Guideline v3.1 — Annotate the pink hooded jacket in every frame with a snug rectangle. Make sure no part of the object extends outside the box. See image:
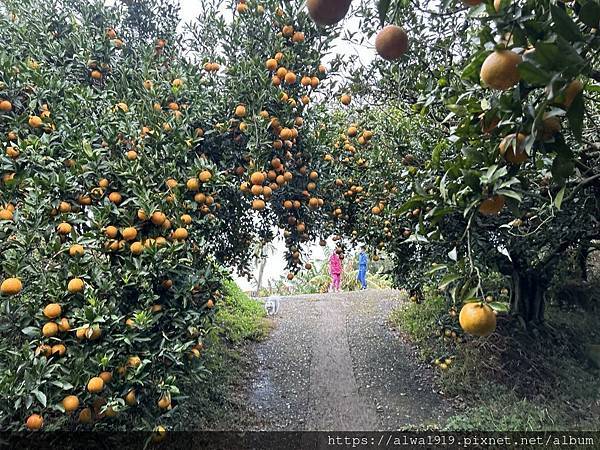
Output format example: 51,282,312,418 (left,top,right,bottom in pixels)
329,253,342,275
